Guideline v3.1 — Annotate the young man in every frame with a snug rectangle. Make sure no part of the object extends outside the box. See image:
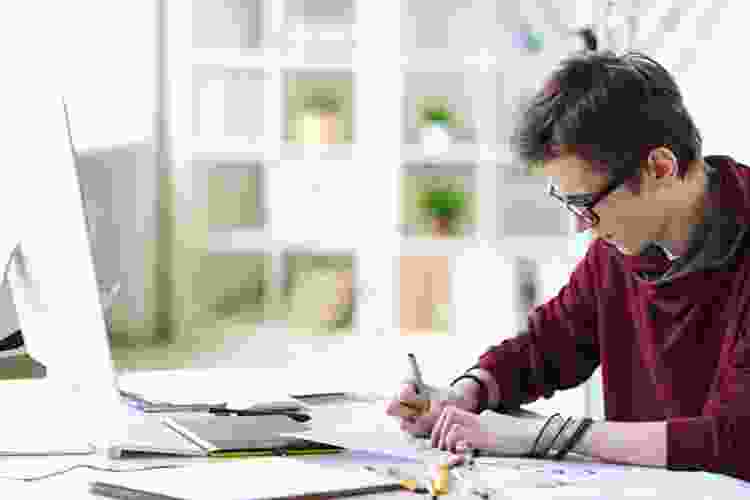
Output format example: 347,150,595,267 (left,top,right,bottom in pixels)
386,50,750,483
